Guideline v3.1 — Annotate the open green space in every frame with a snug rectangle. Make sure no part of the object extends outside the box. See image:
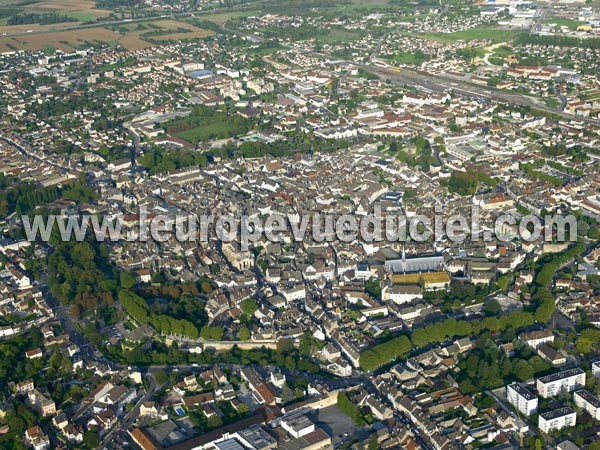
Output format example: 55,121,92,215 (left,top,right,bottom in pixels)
319,27,363,44
165,106,252,144
175,122,245,143
394,53,421,64
392,51,427,65
543,97,560,109
0,7,23,19
256,0,392,18
334,0,391,14
490,45,514,58
413,27,523,43
63,10,98,22
542,18,585,30
200,10,261,25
